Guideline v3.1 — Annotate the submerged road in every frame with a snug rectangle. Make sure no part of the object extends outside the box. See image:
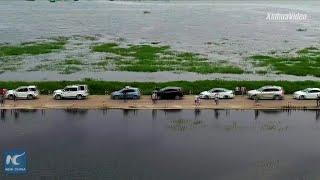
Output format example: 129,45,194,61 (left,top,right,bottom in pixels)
0,95,319,110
